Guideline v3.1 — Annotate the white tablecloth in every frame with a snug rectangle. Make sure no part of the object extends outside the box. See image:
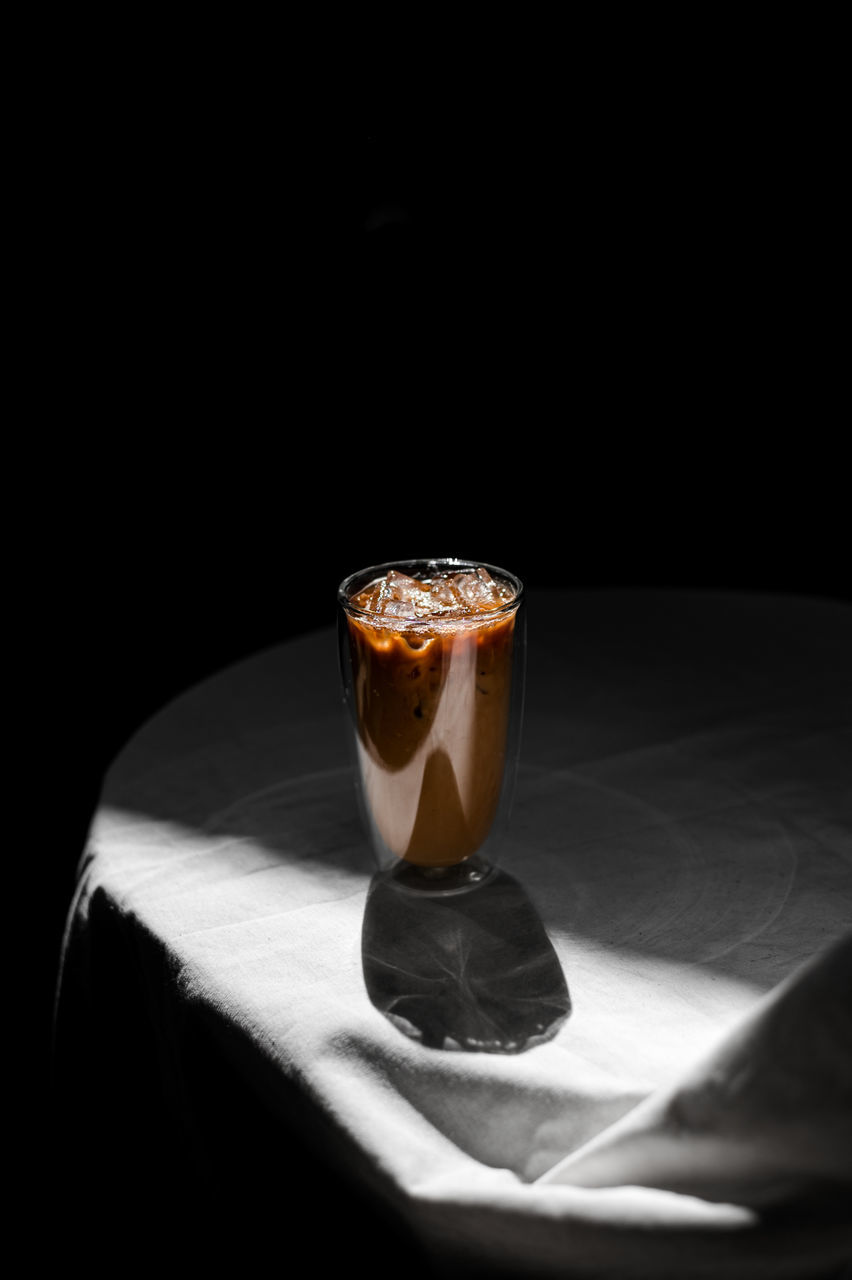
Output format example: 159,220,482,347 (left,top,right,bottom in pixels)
53,590,852,1277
